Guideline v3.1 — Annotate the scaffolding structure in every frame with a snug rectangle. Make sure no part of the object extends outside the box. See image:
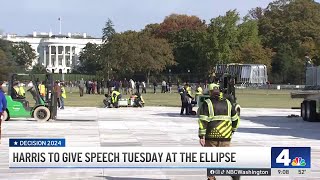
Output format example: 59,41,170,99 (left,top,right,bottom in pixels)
215,63,268,85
